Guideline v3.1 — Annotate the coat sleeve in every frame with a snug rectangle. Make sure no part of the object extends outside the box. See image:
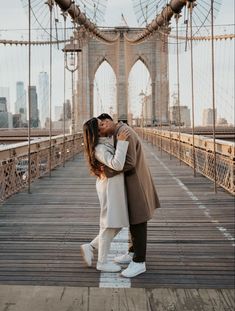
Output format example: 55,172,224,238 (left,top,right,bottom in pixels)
103,127,137,178
95,141,129,171
122,128,137,171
